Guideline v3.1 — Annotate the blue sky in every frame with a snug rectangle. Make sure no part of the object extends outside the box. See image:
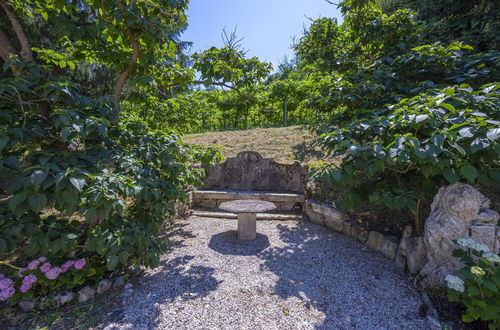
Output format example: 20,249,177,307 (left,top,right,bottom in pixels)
182,0,341,69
